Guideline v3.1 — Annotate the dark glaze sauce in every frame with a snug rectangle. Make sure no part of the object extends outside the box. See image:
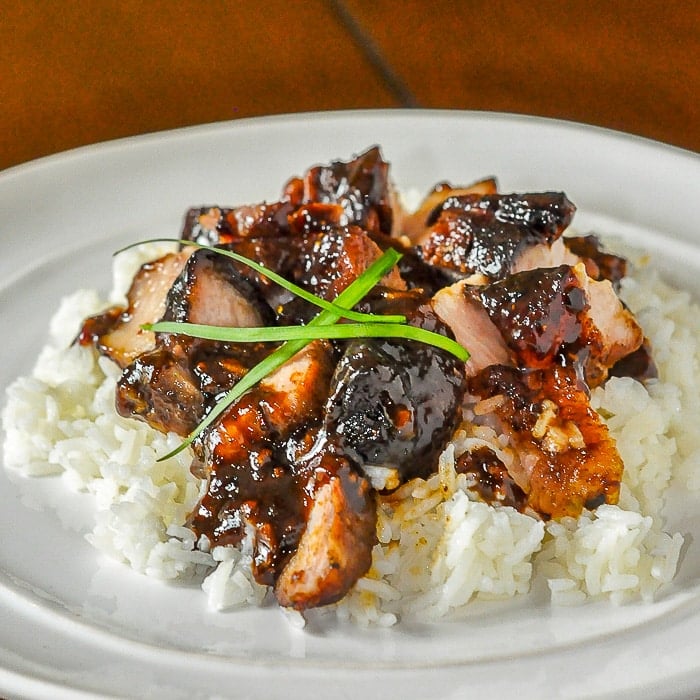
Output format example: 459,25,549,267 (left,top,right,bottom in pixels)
421,192,576,279
324,289,467,482
456,446,527,510
471,264,589,369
